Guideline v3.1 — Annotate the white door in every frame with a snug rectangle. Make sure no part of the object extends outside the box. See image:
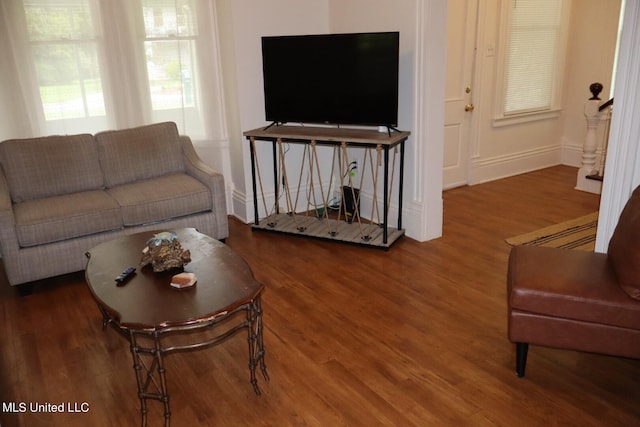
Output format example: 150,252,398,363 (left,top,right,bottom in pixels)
443,0,478,189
